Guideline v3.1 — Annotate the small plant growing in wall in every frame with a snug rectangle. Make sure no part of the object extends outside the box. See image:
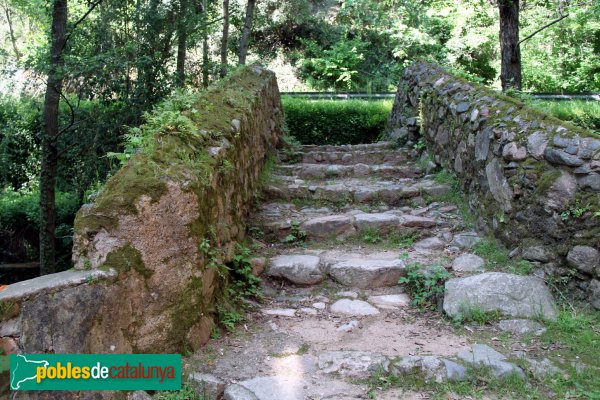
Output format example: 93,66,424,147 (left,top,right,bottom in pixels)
398,263,451,310
283,221,307,244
